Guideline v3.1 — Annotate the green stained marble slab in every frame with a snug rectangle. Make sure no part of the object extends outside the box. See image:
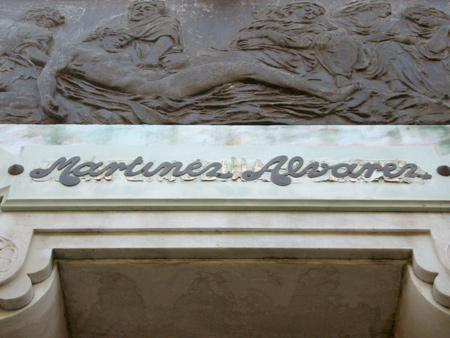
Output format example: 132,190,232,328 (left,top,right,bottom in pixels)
0,143,449,211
